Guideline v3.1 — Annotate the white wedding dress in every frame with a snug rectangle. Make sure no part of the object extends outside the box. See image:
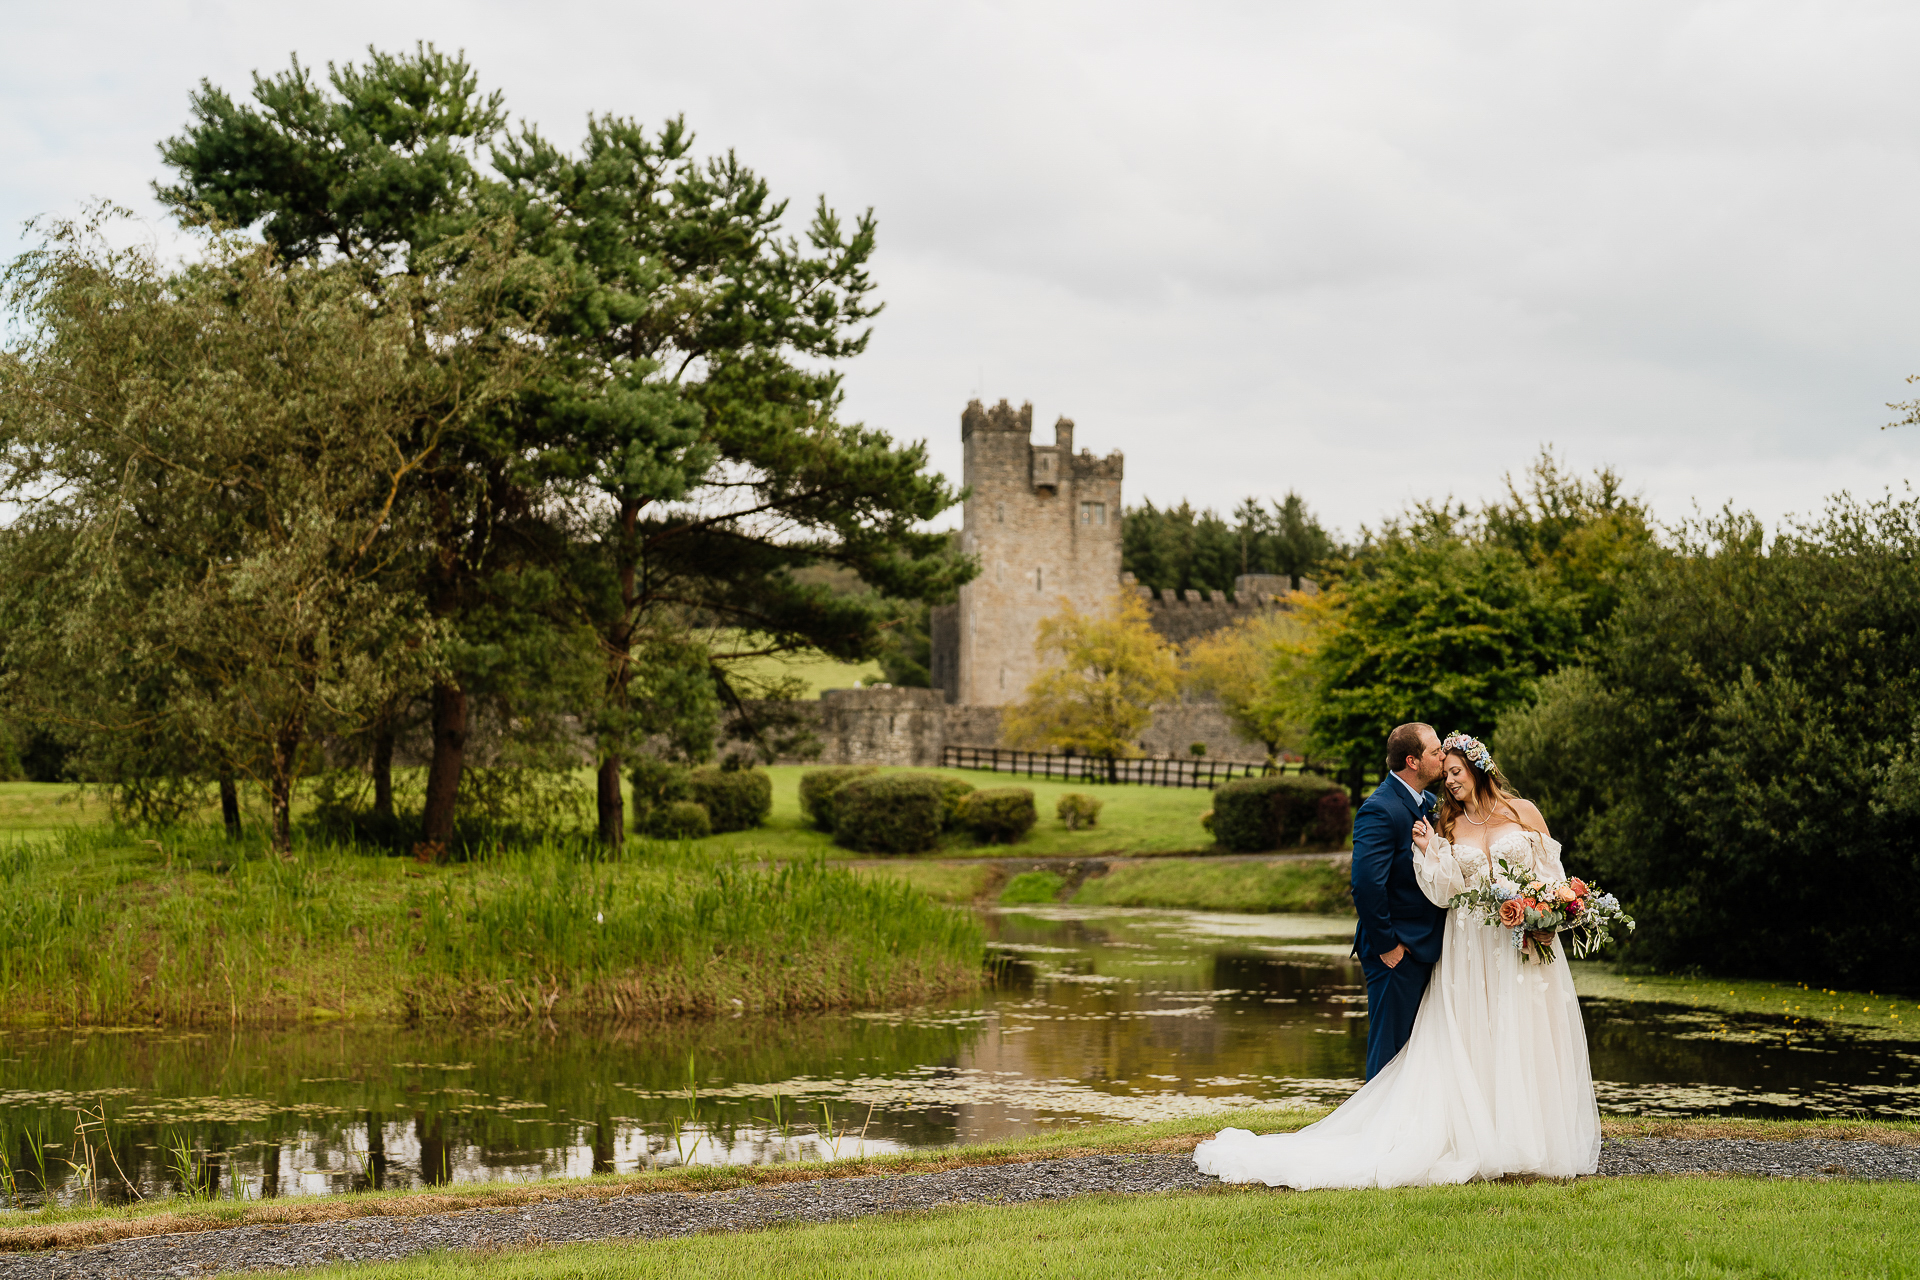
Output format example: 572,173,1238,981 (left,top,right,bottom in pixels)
1195,830,1601,1188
